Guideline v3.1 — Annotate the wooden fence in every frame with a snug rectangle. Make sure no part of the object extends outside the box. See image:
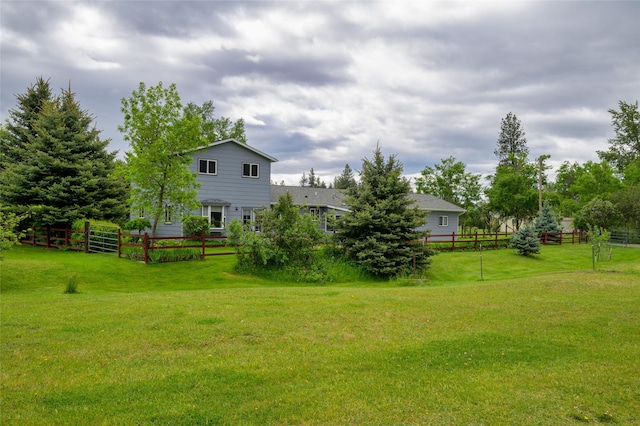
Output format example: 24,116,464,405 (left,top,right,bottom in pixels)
118,232,232,263
20,226,86,251
20,225,234,263
425,230,588,252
